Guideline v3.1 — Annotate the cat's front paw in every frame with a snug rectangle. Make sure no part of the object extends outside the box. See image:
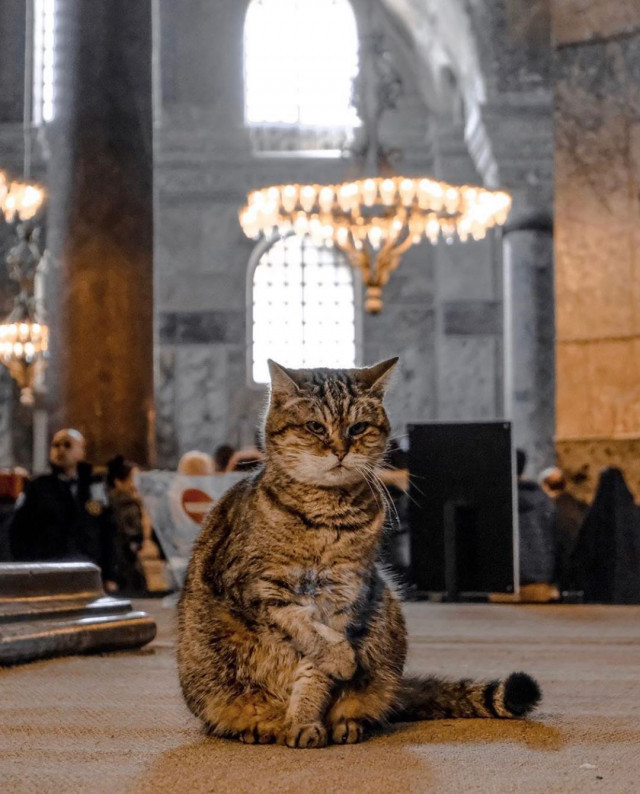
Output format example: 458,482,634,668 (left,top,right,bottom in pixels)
317,640,357,681
332,718,366,744
285,721,328,749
